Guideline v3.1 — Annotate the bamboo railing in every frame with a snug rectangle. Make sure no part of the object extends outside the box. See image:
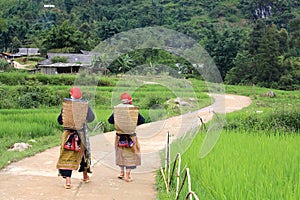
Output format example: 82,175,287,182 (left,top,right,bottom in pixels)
160,132,200,200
